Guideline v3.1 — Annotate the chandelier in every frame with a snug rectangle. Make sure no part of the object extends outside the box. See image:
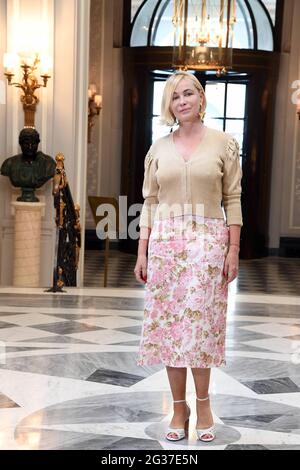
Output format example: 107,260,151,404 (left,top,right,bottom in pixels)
172,0,236,75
